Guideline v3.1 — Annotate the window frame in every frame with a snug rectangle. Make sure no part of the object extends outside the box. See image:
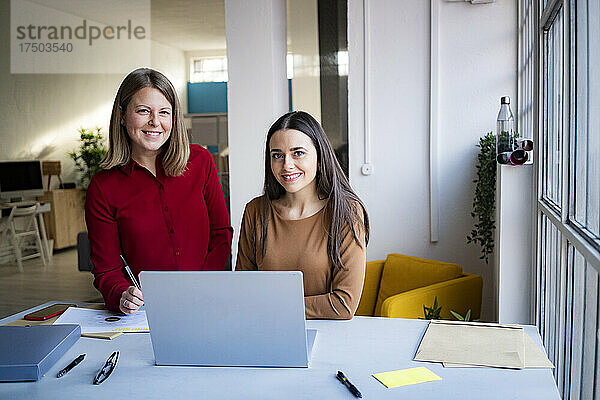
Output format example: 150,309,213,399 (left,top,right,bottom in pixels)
567,0,600,250
535,0,600,283
532,0,600,397
189,56,229,83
